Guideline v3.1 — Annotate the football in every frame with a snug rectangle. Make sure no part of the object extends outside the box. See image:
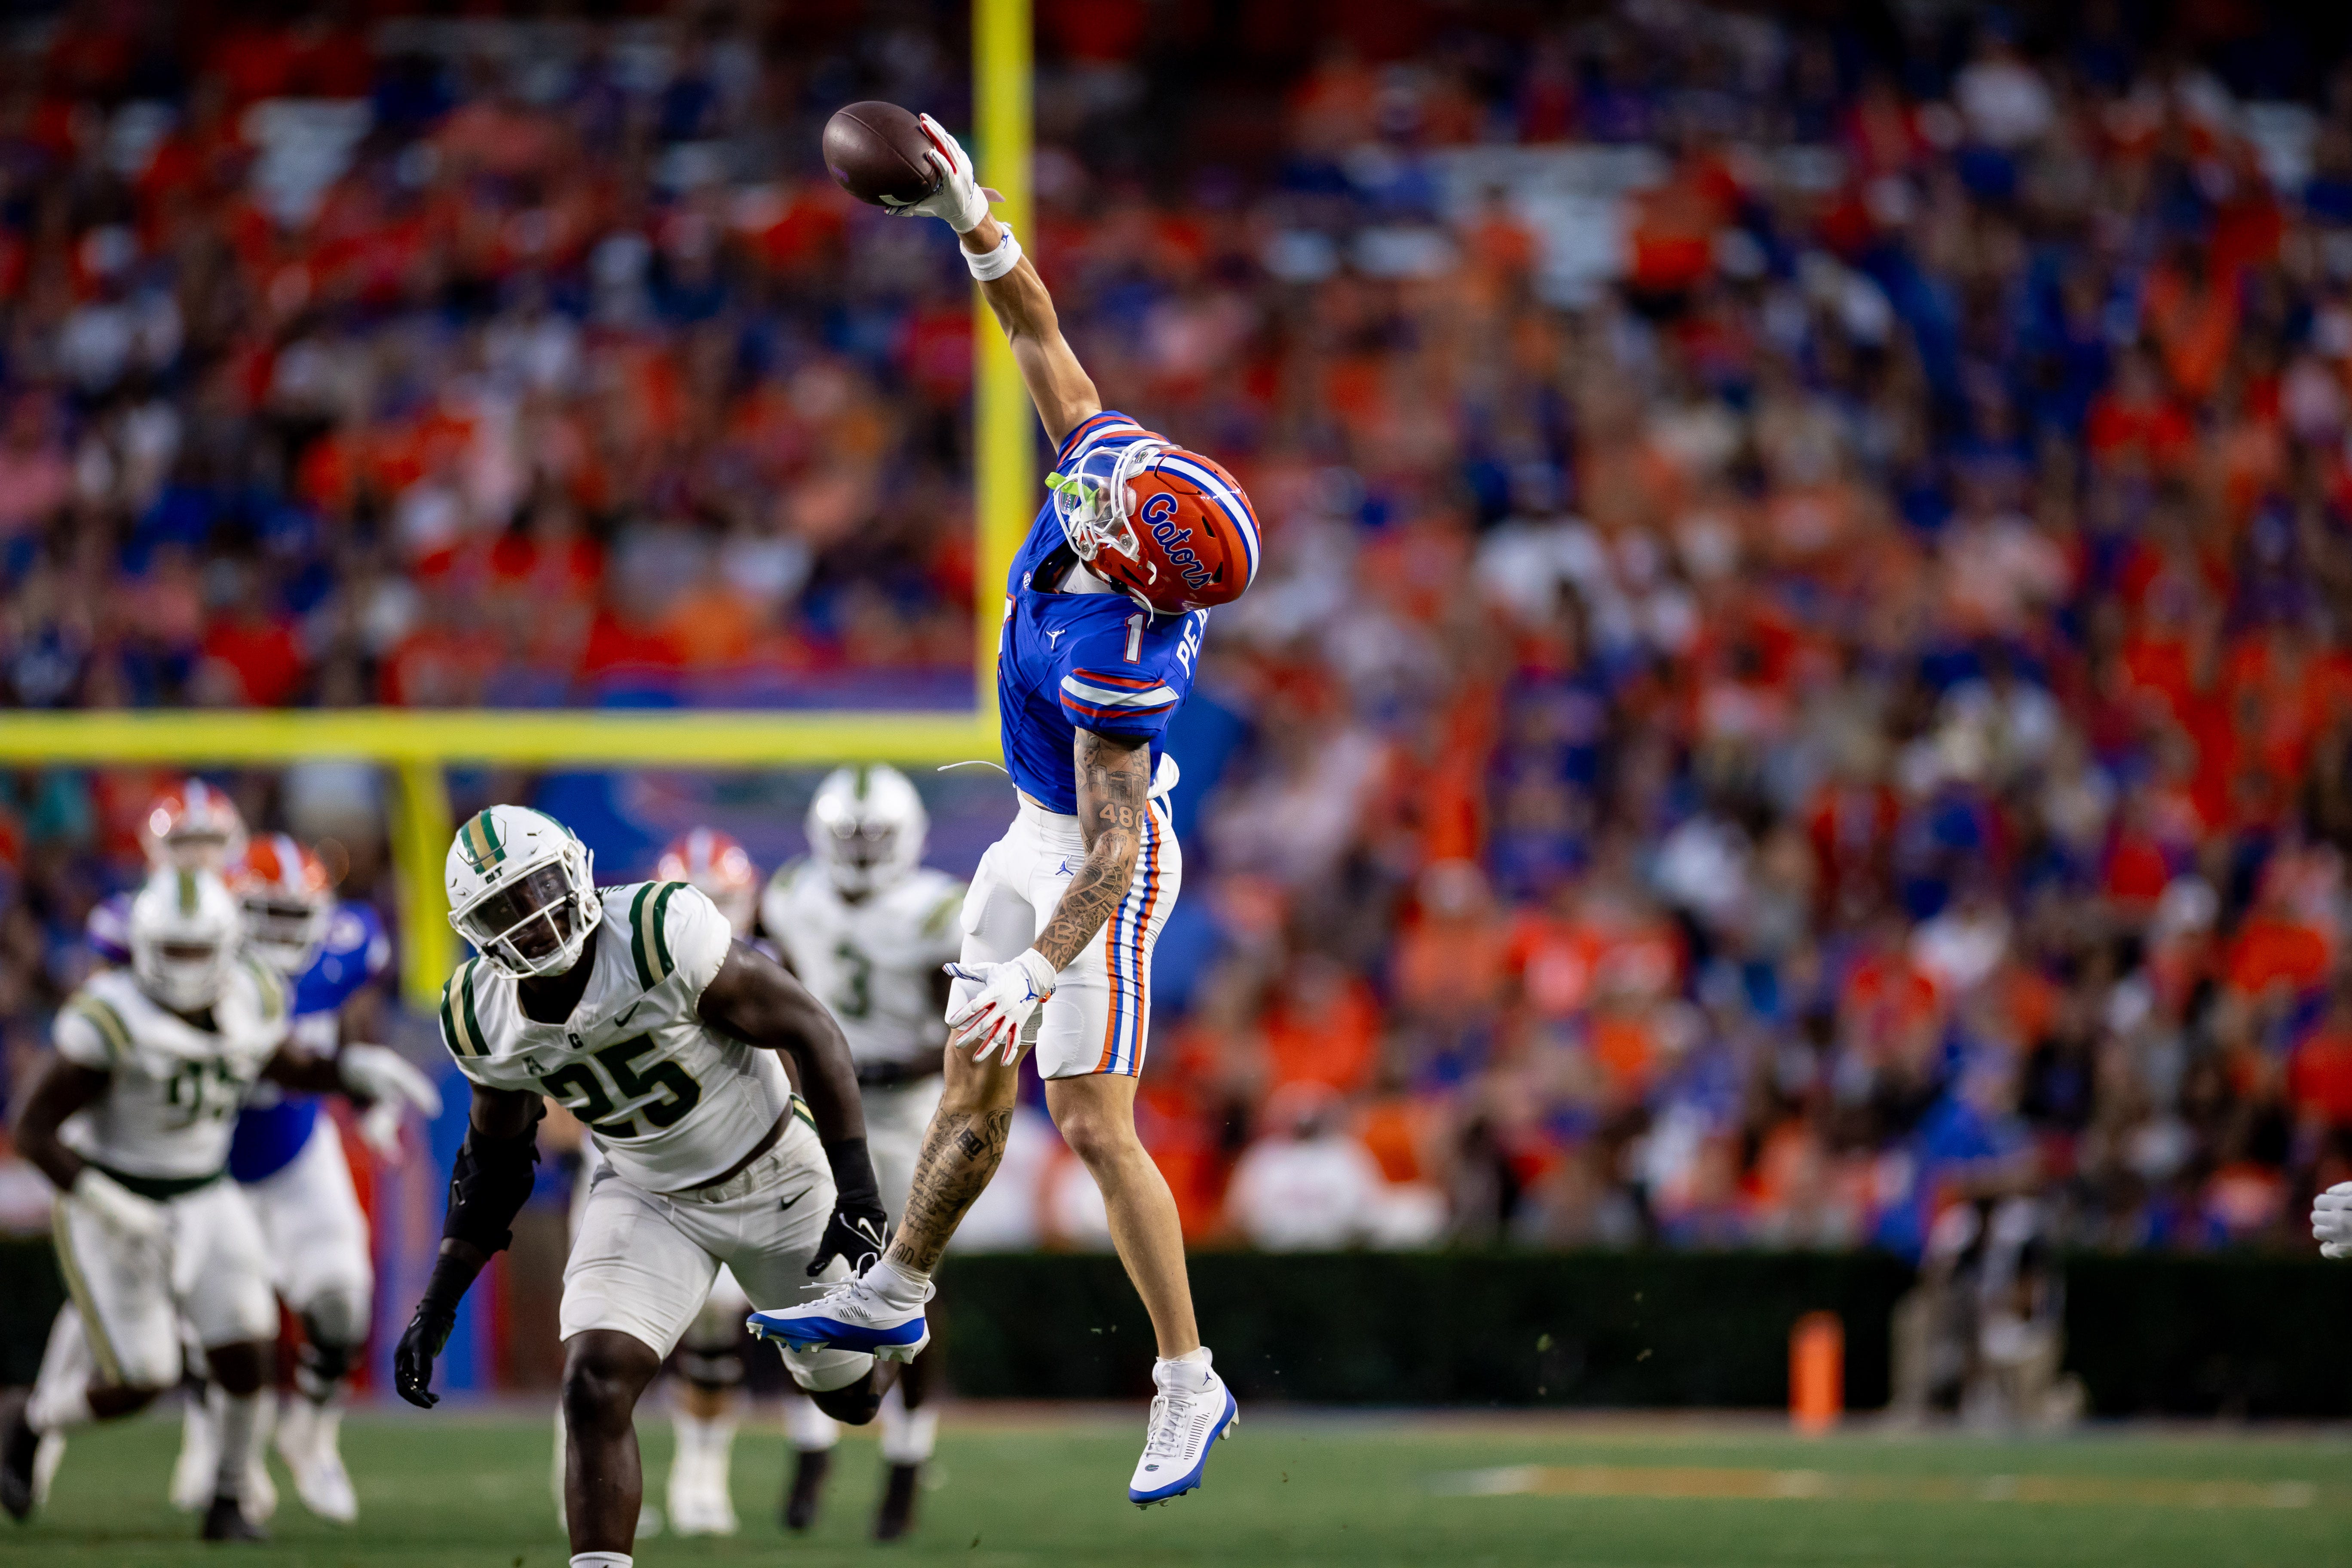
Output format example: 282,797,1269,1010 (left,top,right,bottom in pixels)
823,101,941,208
